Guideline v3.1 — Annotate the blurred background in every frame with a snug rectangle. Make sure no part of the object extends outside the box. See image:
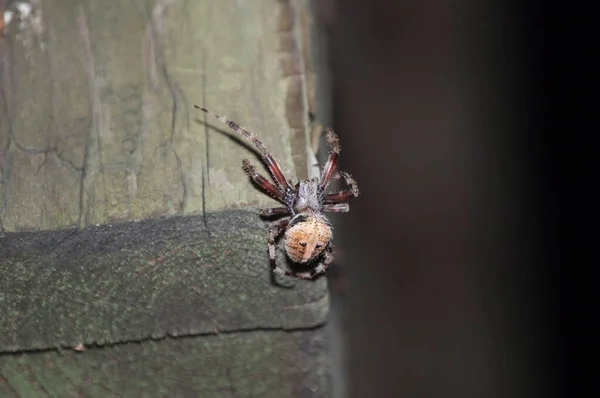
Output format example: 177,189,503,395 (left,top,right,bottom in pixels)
1,0,593,396
317,0,593,397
